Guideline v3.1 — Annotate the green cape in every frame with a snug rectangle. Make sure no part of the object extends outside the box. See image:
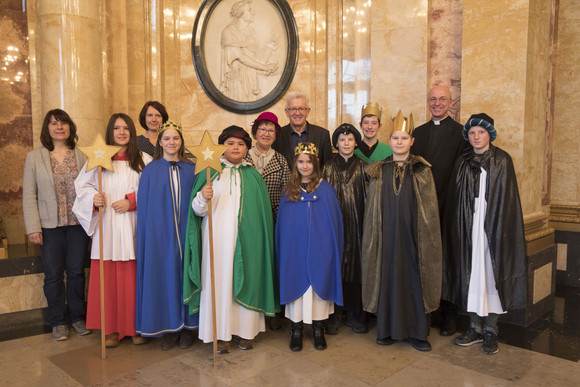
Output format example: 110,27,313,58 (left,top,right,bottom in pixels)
183,164,279,317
